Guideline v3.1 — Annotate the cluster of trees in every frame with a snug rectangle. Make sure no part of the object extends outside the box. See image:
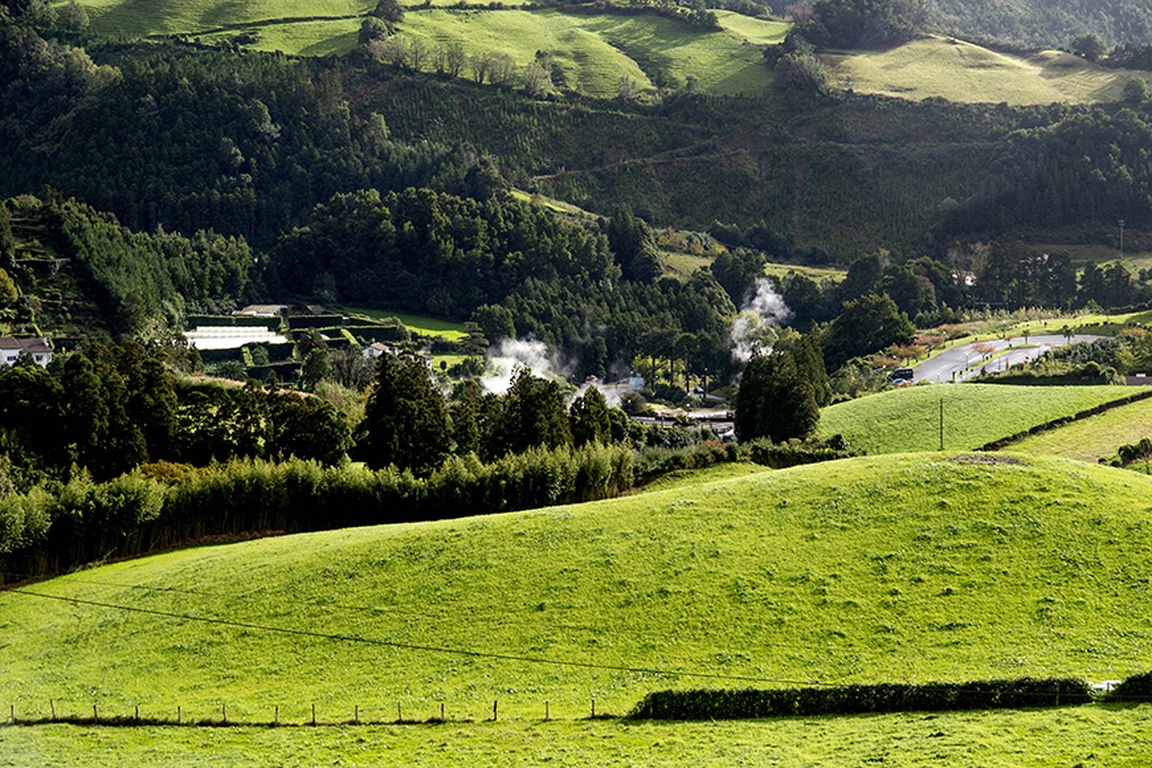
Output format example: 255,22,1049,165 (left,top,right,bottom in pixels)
273,189,737,382
0,343,350,489
734,333,829,442
356,353,625,475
